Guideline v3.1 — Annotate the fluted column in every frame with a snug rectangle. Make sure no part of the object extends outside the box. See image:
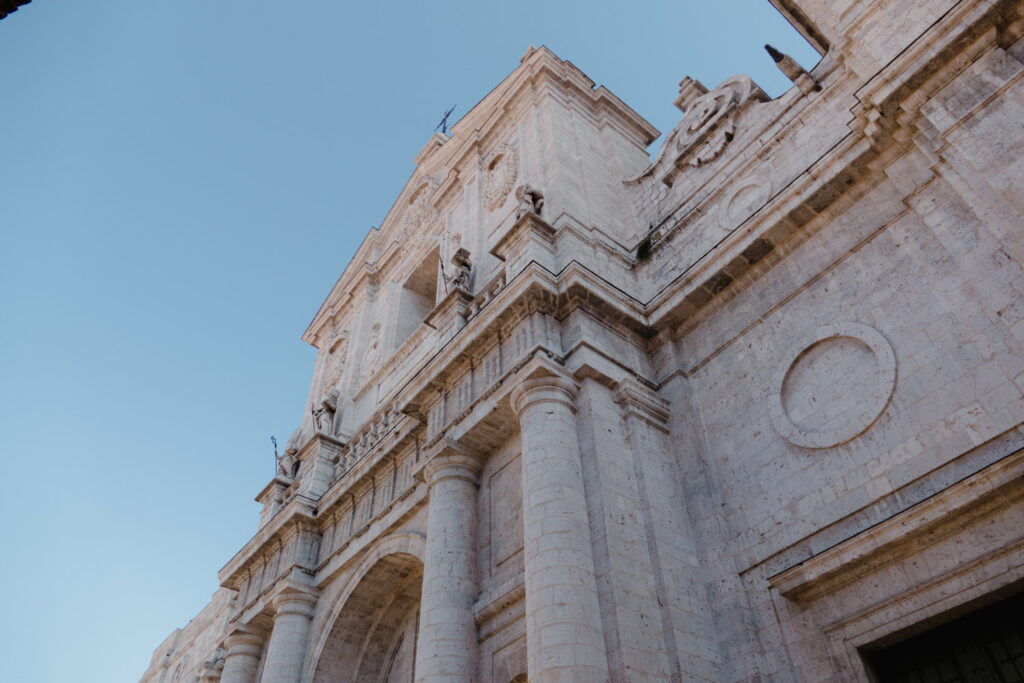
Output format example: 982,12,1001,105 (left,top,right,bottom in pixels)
260,590,317,683
219,627,264,683
414,442,483,683
510,375,610,683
